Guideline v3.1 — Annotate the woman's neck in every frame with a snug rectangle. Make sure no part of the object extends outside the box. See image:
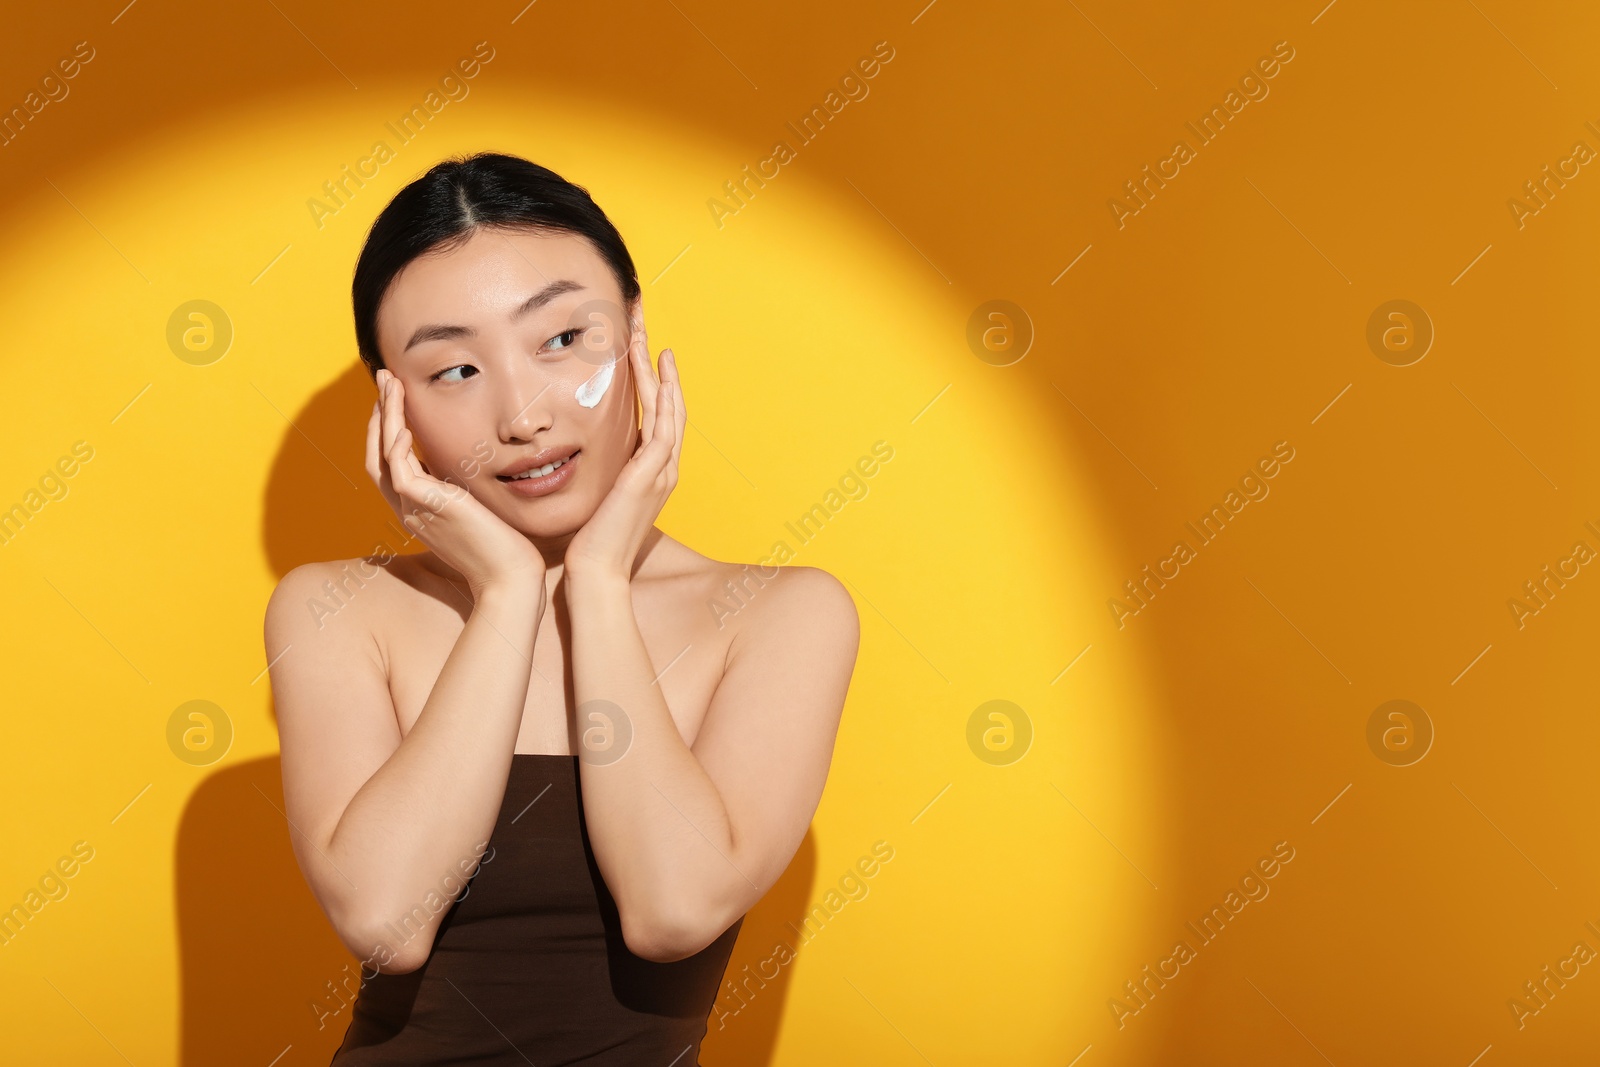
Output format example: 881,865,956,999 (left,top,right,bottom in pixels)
414,526,670,593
